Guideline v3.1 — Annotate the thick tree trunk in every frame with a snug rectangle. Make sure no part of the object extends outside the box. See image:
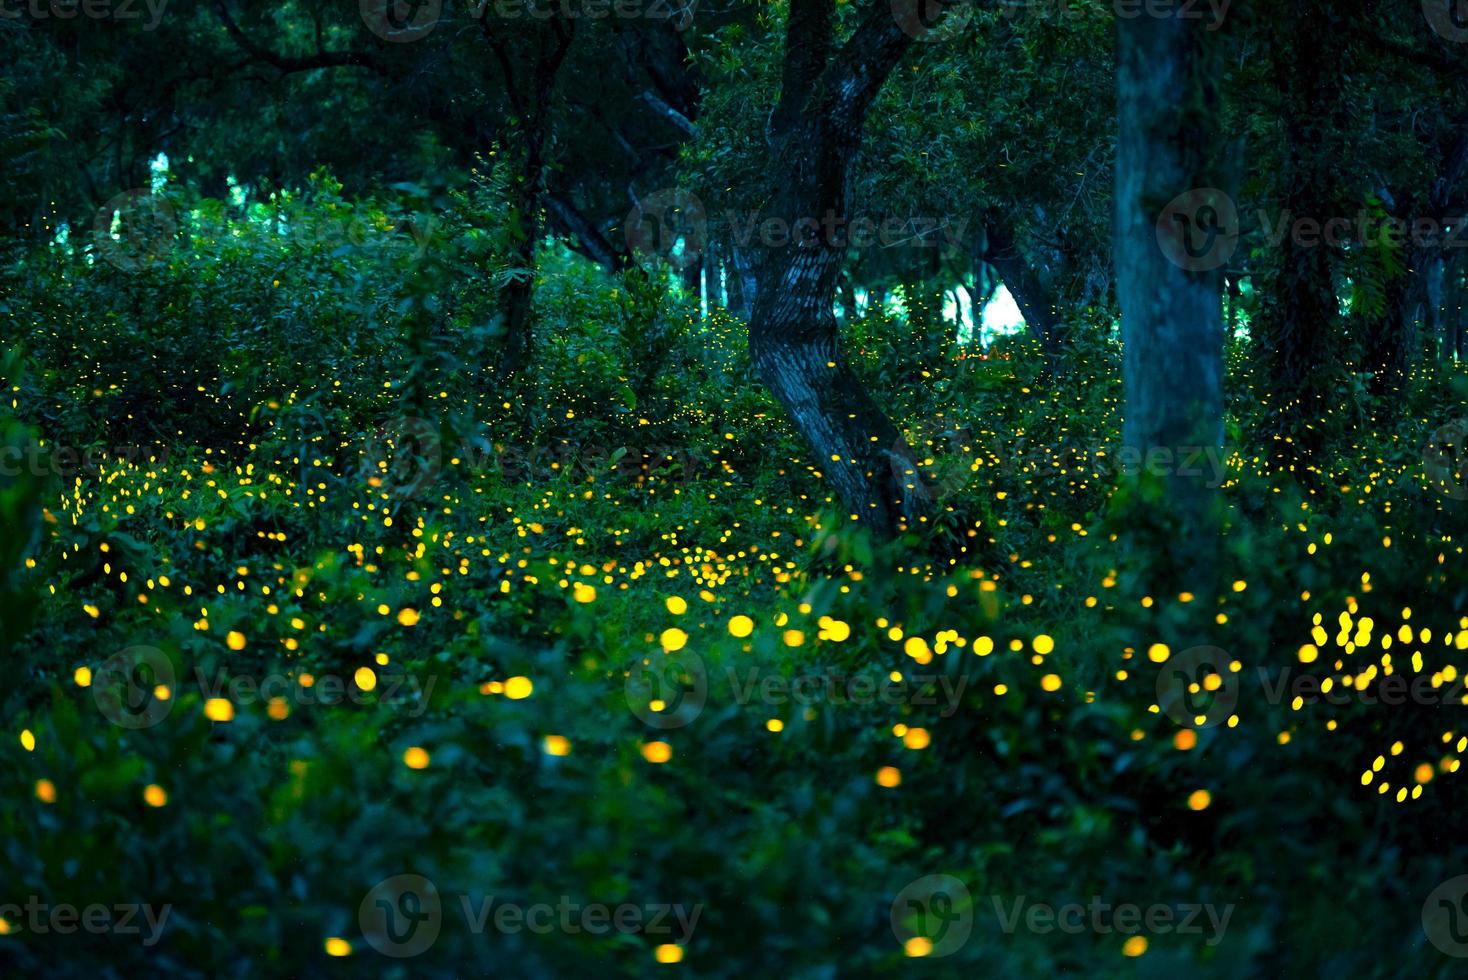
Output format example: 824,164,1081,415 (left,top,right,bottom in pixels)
1115,11,1225,537
751,249,929,534
1254,7,1345,466
749,0,938,539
